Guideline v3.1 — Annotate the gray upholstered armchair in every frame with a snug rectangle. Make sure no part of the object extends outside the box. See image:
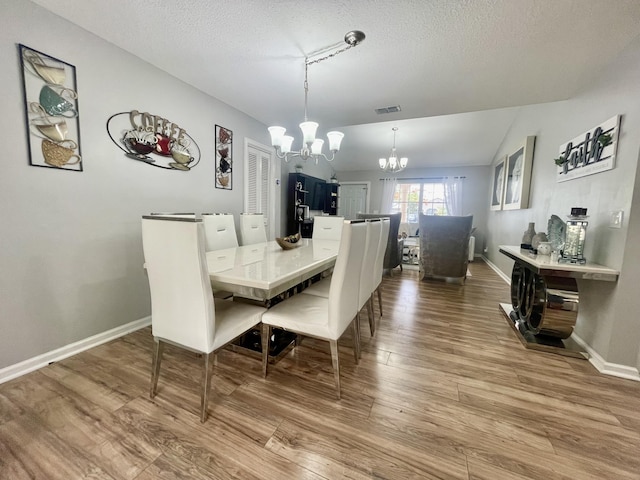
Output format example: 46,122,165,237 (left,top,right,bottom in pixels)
419,214,473,284
357,212,403,273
